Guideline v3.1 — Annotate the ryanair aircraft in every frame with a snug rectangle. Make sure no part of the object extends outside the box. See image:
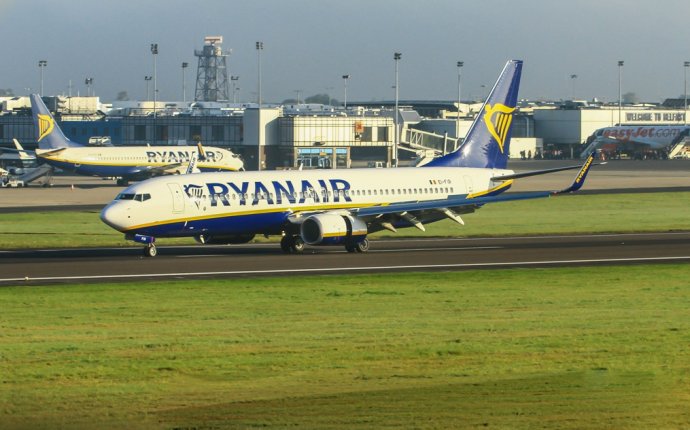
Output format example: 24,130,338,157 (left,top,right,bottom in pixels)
101,60,598,257
30,94,243,184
